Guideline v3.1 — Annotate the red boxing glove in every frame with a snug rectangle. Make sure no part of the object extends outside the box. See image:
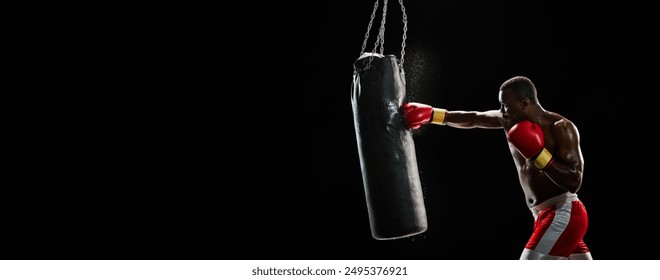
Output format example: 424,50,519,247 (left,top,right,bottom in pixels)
403,102,432,129
506,120,554,169
403,102,447,130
